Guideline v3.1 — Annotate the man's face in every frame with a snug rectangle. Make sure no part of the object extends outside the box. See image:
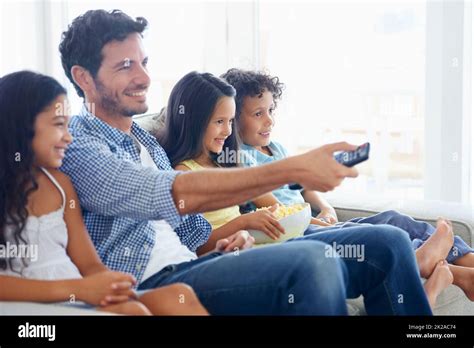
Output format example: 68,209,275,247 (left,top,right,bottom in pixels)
91,32,150,118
